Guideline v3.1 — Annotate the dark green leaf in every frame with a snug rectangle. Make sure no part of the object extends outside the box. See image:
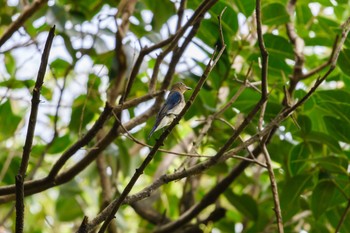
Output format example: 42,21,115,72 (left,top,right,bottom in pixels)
280,175,313,221
263,34,294,60
0,100,21,140
69,95,98,133
48,134,71,154
311,180,347,219
288,143,310,176
338,49,350,77
224,189,258,220
313,156,349,174
261,3,289,25
233,0,255,17
324,116,350,143
304,131,342,153
297,115,312,134
56,196,83,221
296,3,313,25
